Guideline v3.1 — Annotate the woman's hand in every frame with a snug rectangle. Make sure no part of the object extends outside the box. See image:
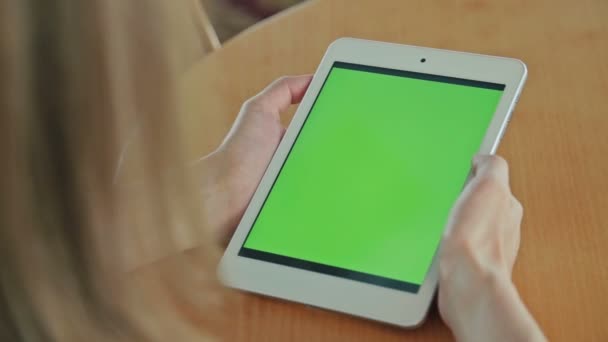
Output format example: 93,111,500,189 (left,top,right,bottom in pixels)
439,155,545,341
197,75,312,244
